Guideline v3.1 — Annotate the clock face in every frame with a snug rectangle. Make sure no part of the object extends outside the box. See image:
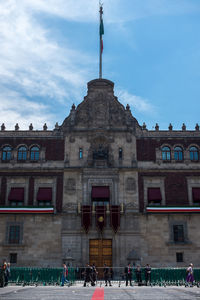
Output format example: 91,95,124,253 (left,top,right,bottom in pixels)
98,216,104,223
